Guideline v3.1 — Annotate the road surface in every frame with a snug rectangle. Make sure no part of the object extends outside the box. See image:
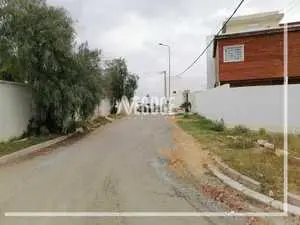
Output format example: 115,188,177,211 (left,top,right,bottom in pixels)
0,116,250,225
